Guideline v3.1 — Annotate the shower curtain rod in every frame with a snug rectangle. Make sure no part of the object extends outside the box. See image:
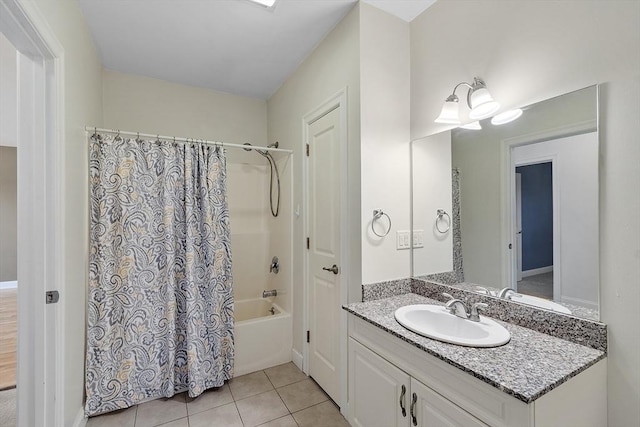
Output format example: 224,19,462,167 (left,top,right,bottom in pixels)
85,126,292,154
